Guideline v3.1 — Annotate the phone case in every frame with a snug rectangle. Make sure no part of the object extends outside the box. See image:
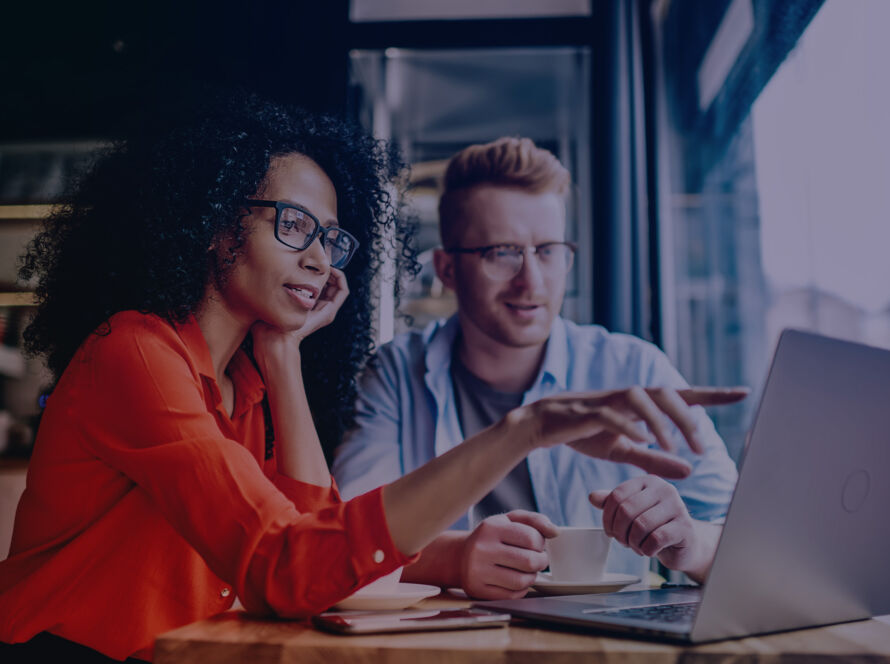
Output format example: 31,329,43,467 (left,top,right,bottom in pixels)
313,608,511,635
